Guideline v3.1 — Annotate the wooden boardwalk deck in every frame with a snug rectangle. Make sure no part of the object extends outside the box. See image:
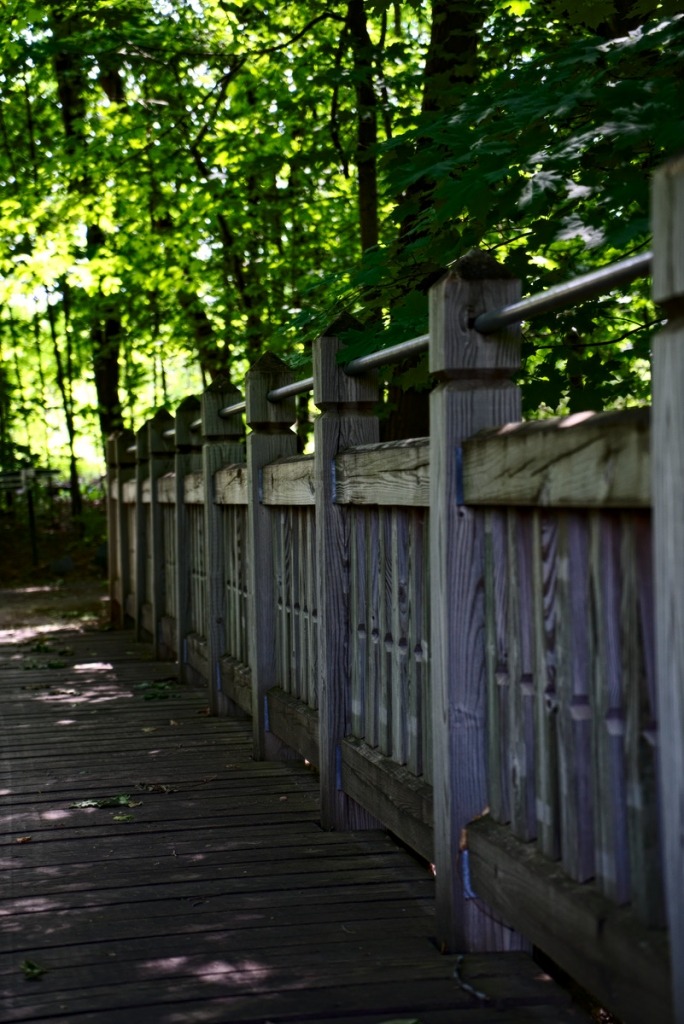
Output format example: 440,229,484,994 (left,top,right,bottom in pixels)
1,623,589,1023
